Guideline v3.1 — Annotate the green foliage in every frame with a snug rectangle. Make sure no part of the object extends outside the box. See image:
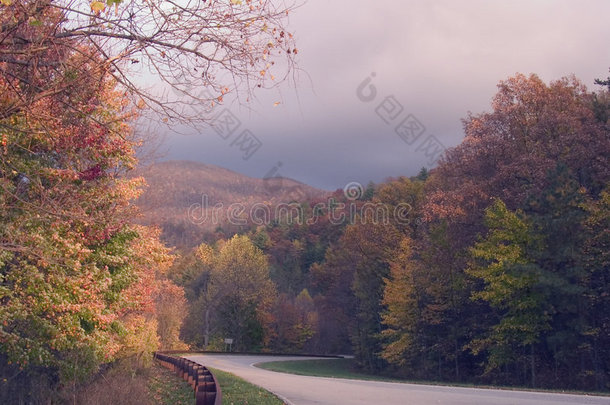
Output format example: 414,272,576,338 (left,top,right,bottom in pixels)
374,74,609,390
467,200,549,376
179,235,276,351
0,2,180,401
594,68,610,89
415,167,429,181
363,181,376,200
380,237,419,366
